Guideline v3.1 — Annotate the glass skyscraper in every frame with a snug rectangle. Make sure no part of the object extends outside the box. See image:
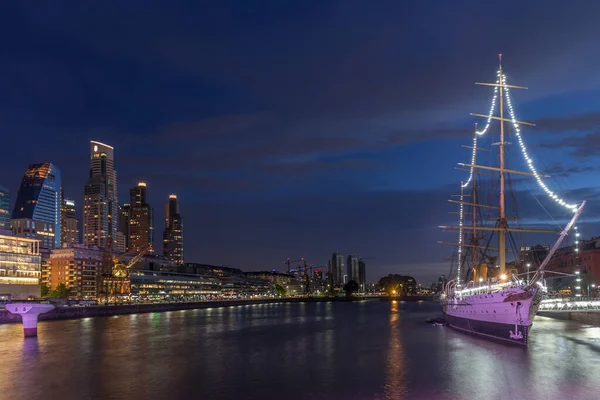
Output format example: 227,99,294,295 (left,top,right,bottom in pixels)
0,186,9,231
128,182,154,253
11,162,61,249
83,141,118,250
